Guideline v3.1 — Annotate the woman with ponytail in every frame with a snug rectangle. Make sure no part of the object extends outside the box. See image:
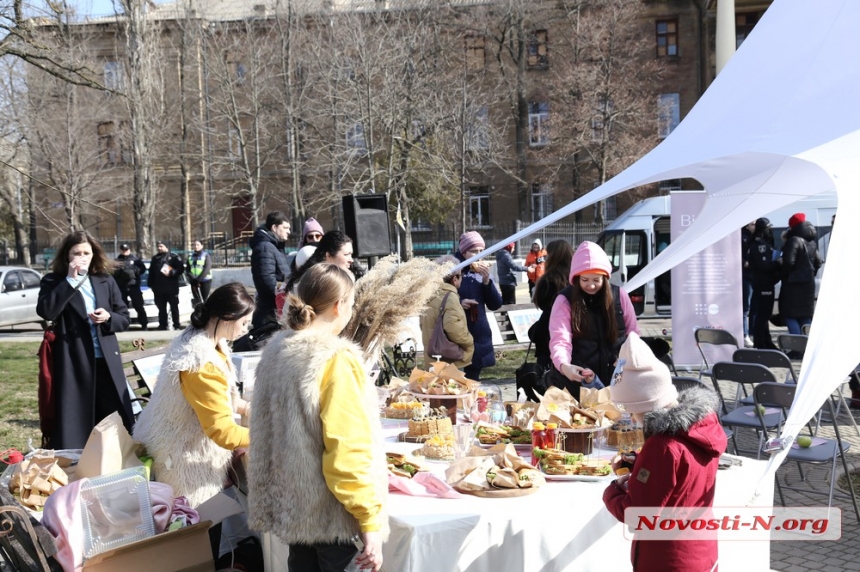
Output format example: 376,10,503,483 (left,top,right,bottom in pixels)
250,263,388,572
134,282,254,507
